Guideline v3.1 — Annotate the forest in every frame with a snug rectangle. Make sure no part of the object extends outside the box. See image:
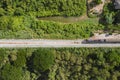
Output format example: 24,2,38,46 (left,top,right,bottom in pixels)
0,0,86,17
0,48,120,80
